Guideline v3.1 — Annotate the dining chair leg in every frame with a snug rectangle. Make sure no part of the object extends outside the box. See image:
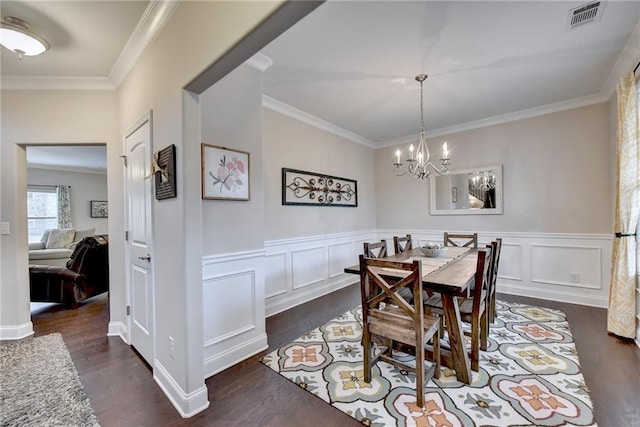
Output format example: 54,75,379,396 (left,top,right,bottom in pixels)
489,293,497,323
480,310,489,351
415,327,425,408
363,326,372,383
471,319,480,372
433,323,441,380
441,295,472,383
